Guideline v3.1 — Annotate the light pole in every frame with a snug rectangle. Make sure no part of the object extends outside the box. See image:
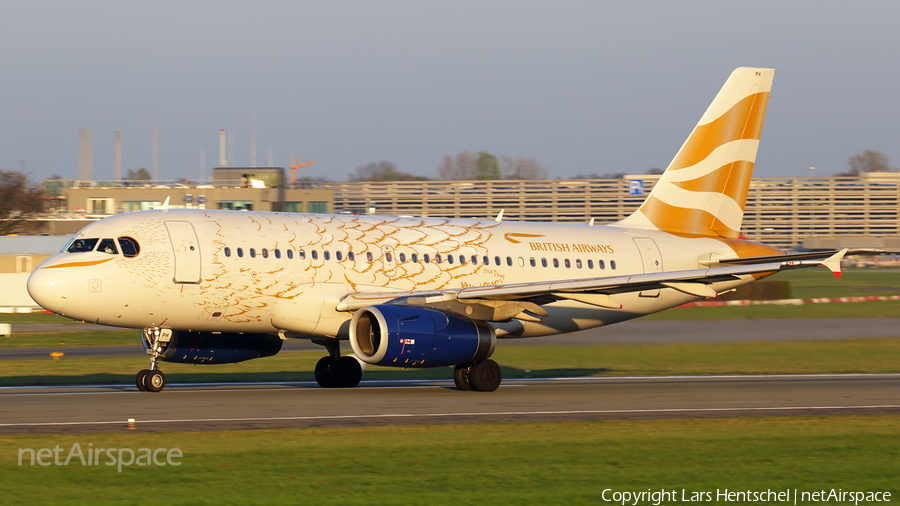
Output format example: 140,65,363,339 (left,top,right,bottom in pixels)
808,166,816,237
